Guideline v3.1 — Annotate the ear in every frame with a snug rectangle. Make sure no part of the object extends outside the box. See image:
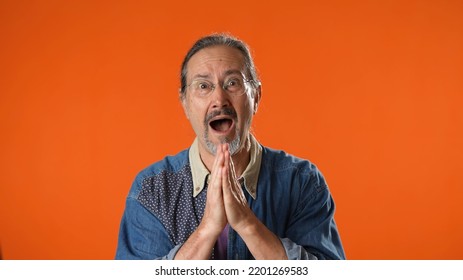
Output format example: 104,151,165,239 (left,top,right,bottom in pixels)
179,90,190,120
252,84,262,114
